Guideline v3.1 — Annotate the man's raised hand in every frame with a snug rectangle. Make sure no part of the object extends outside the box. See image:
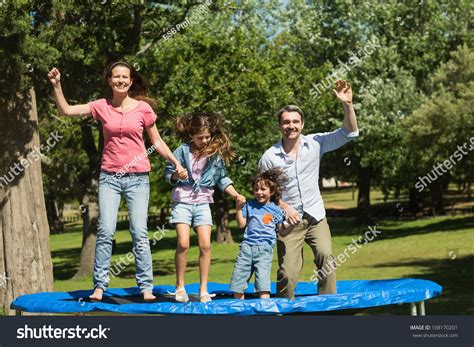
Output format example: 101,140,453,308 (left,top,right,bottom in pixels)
333,79,353,105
